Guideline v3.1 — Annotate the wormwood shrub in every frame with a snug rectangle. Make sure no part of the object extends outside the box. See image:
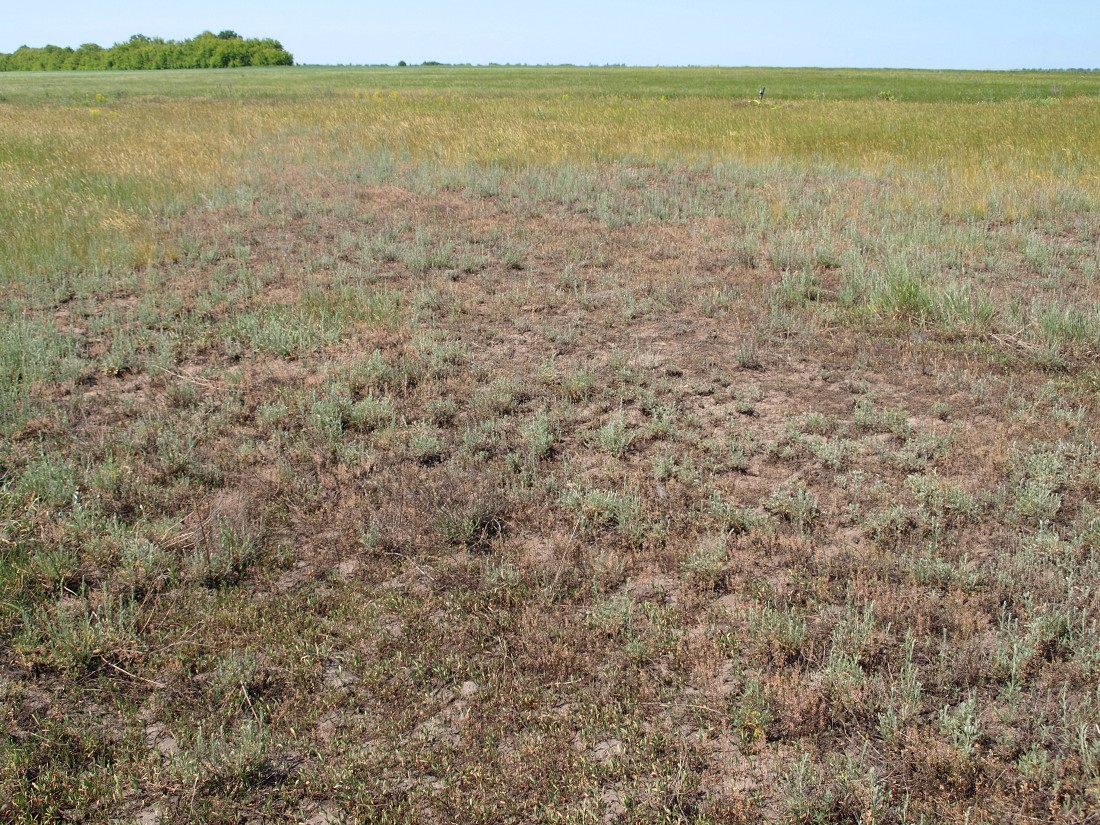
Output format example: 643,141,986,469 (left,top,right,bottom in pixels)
15,587,140,672
906,472,978,527
225,305,342,356
425,397,459,426
13,455,79,508
344,349,391,392
1011,443,1068,526
643,401,677,439
26,545,80,589
736,338,762,371
793,412,836,436
878,634,923,742
587,590,633,633
777,423,852,471
764,482,819,532
938,281,996,331
561,486,661,543
853,396,911,436
745,603,807,661
865,504,915,548
419,336,467,379
405,422,444,464
438,500,504,551
347,394,396,433
560,365,597,401
117,536,177,595
774,269,823,308
733,384,763,414
400,230,455,274
473,376,523,417
892,431,950,471
699,284,739,317
254,400,289,428
461,419,506,460
100,330,139,377
708,492,770,534
829,600,878,664
345,348,423,394
186,517,260,588
1030,299,1100,354
863,266,936,323
593,409,635,458
786,750,894,824
682,534,728,588
224,287,401,357
168,718,273,799
729,673,774,751
521,410,556,460
0,315,80,427
306,396,348,445
939,691,982,760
